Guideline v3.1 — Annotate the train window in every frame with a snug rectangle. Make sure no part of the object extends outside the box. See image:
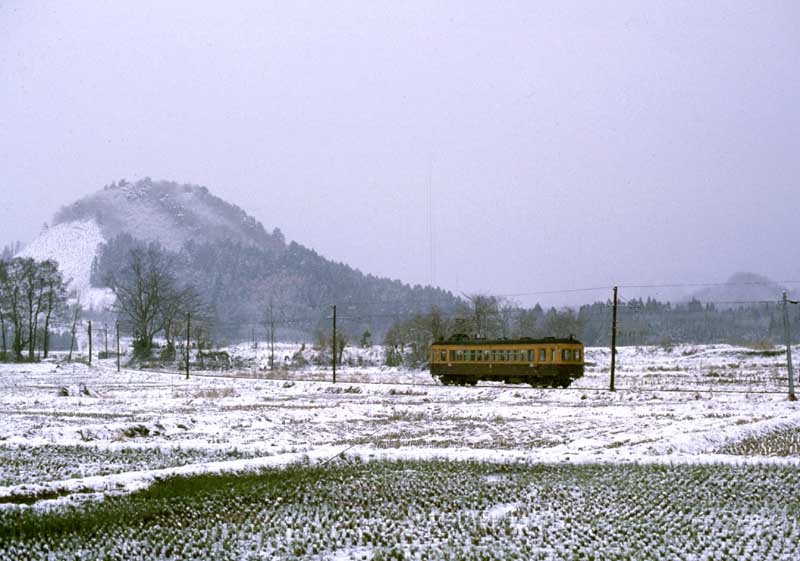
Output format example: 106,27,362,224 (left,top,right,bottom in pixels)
456,350,463,361
539,349,546,361
491,350,496,361
562,349,570,361
551,349,555,361
440,351,447,361
450,350,456,361
512,350,518,361
528,350,534,361
482,350,489,361
575,349,581,361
